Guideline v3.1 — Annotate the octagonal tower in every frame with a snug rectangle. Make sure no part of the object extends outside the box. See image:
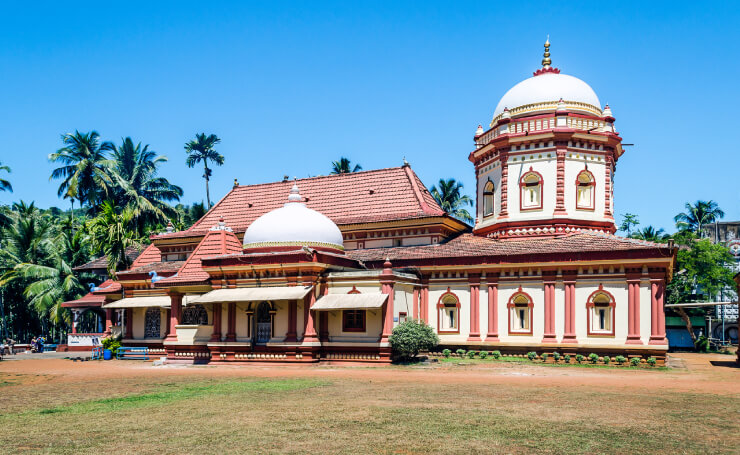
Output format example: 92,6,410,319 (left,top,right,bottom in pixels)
470,40,622,239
